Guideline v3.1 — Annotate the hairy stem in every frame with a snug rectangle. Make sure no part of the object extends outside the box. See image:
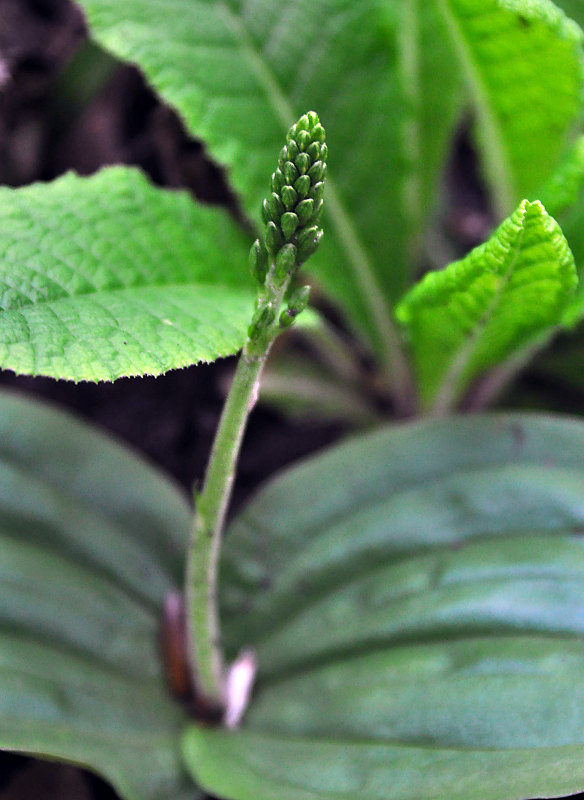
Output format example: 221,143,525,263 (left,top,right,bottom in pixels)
185,270,298,710
185,343,266,710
